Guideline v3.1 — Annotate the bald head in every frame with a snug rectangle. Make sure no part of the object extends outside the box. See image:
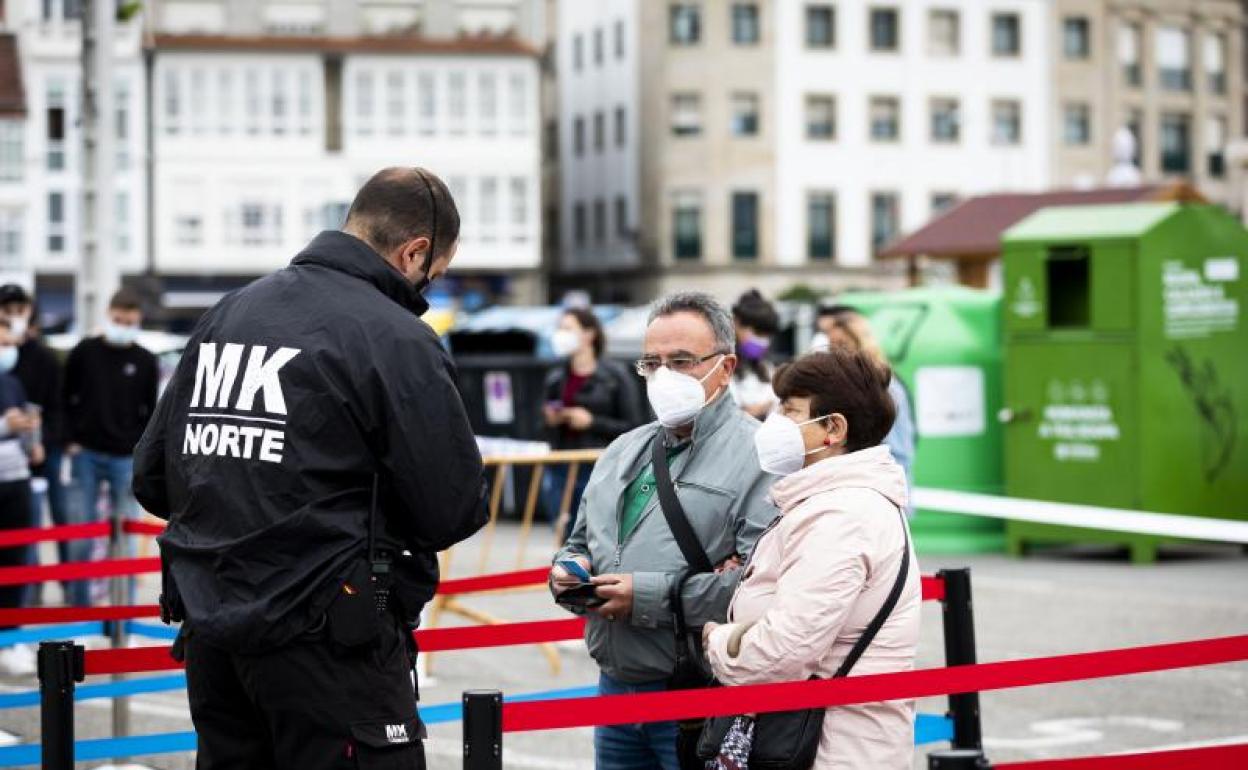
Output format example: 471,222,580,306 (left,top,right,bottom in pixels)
343,167,462,288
